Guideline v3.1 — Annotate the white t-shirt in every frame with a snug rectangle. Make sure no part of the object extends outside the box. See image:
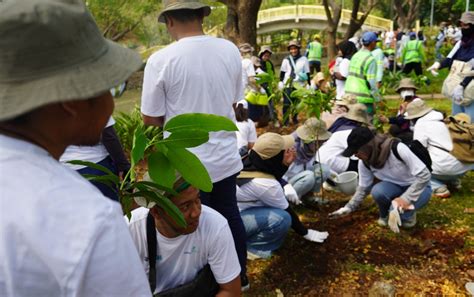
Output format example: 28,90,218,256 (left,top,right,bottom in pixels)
241,58,256,92
0,135,151,297
141,35,243,183
280,55,310,85
316,129,354,174
358,142,426,187
126,206,240,294
236,178,289,211
236,119,257,149
60,117,115,170
335,58,350,99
